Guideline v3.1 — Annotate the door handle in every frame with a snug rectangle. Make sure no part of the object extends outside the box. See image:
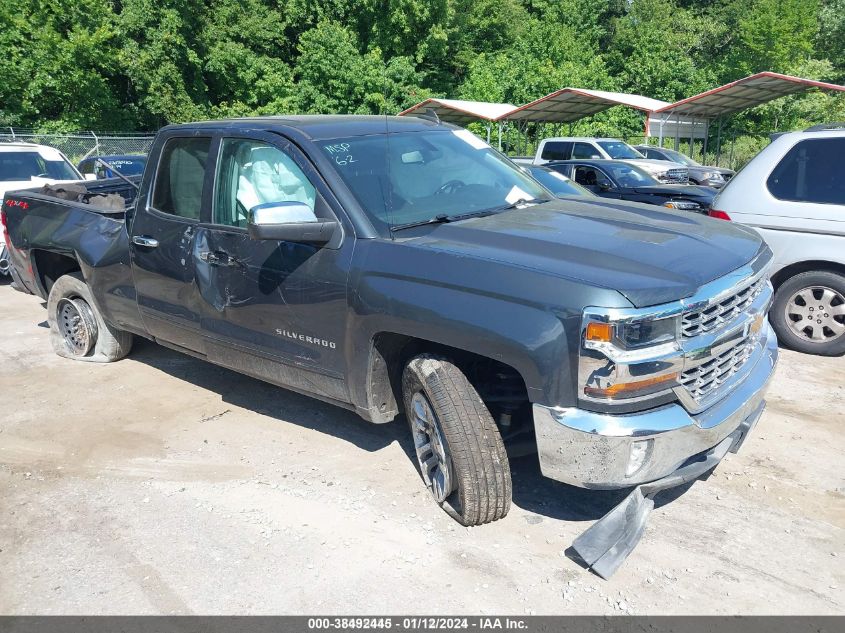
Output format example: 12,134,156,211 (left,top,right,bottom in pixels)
132,235,159,248
198,250,240,267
